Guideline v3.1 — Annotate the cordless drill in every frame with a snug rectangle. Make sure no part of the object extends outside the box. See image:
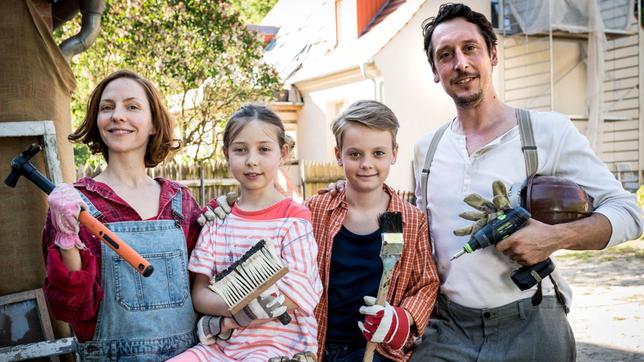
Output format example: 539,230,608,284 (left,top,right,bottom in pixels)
451,206,556,290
